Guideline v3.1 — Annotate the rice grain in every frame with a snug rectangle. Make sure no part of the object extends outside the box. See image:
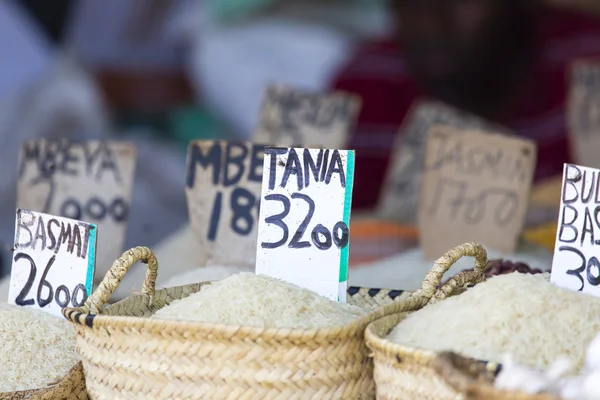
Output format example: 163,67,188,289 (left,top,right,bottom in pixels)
0,303,79,392
388,273,600,371
152,273,367,329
